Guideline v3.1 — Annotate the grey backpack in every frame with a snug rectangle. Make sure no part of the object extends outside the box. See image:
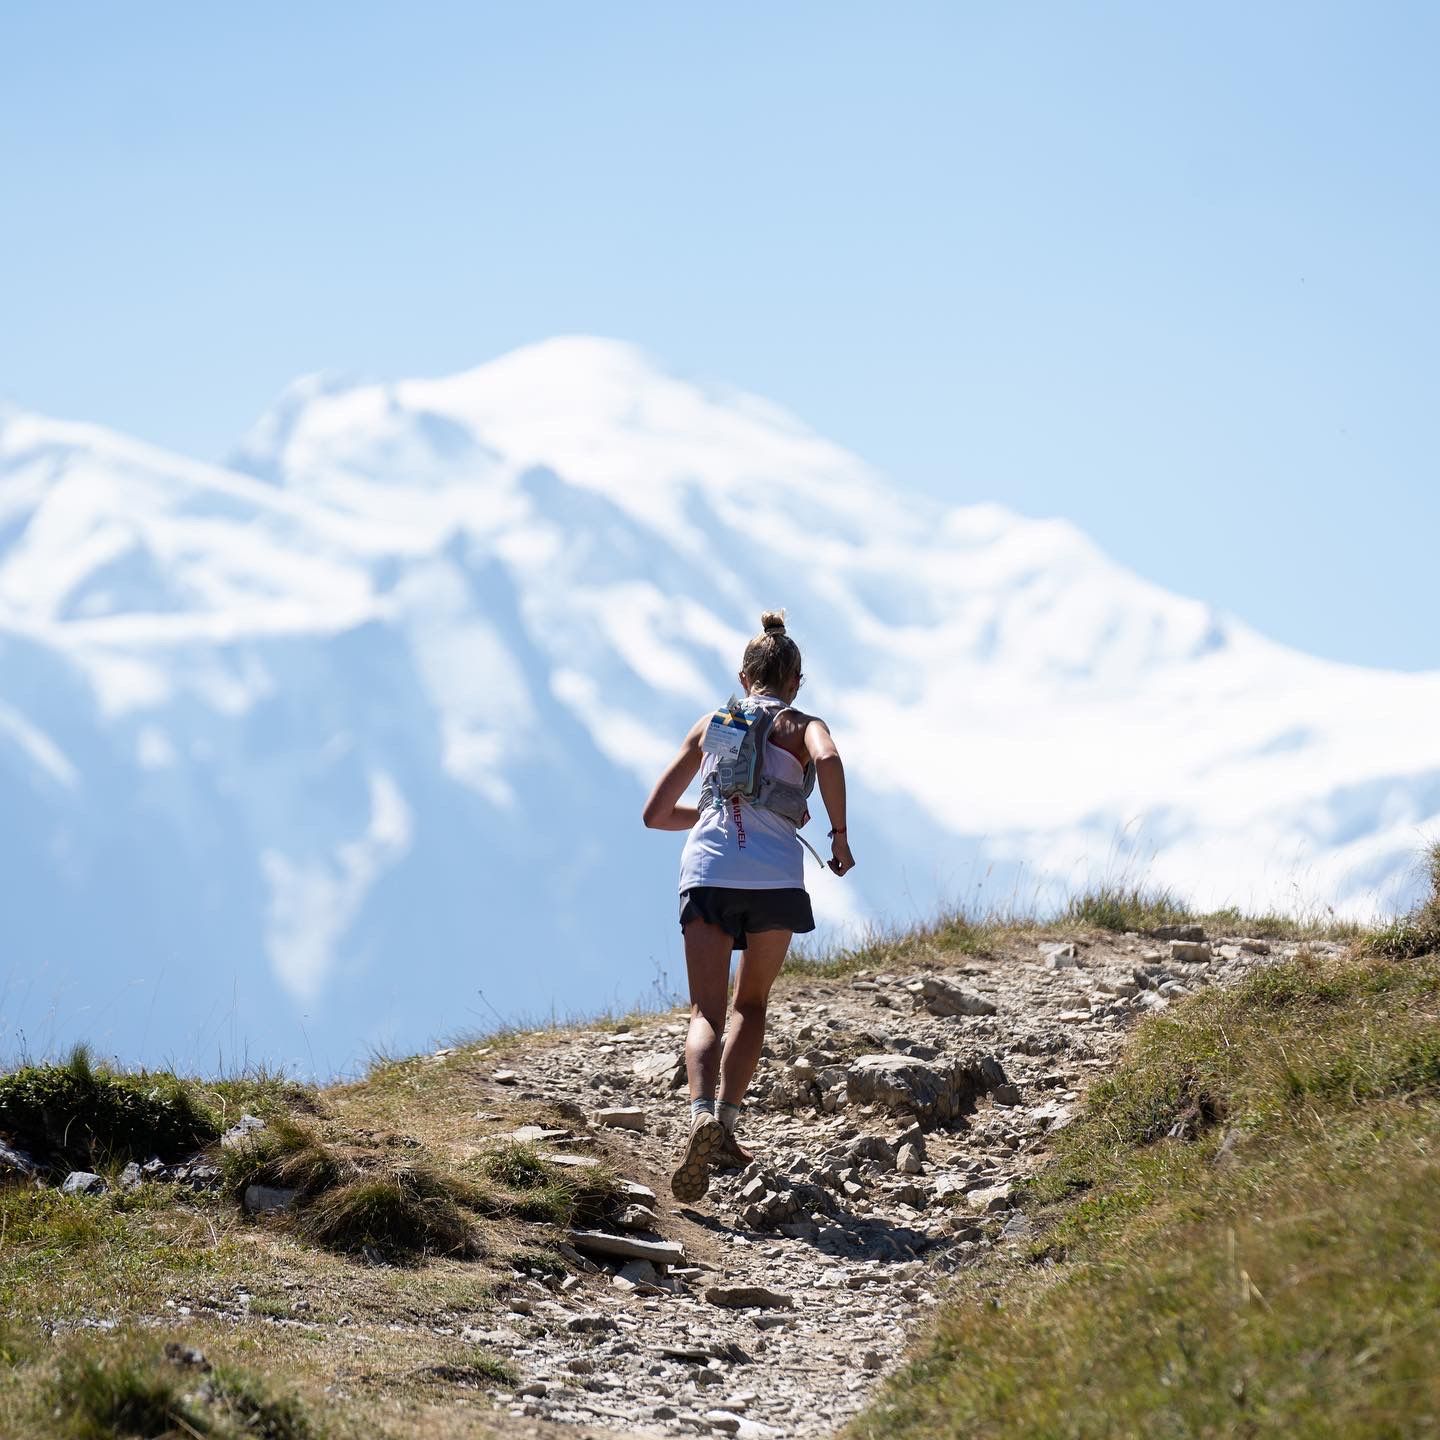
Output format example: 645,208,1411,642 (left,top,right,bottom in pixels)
698,696,815,825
